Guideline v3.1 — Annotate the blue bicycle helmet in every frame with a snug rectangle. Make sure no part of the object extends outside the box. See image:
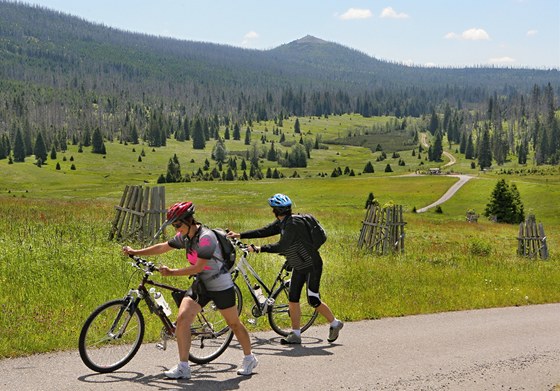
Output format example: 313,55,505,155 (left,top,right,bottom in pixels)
268,193,292,208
